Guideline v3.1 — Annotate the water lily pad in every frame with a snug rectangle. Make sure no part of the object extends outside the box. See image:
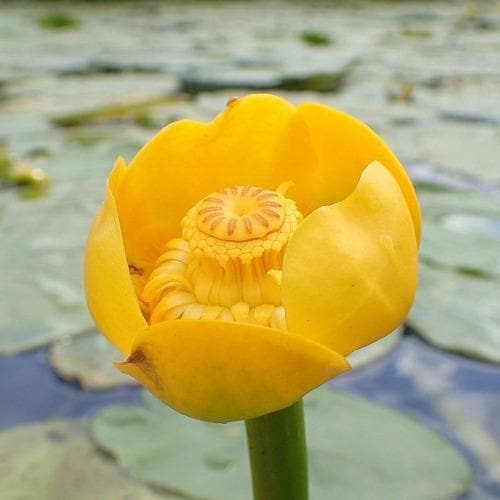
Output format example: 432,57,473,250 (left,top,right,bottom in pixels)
409,263,500,363
92,389,471,500
50,330,135,390
419,190,500,277
0,189,93,354
407,163,500,193
422,218,500,277
0,140,142,355
348,327,402,369
179,61,355,96
410,190,500,363
0,420,170,500
419,188,500,219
